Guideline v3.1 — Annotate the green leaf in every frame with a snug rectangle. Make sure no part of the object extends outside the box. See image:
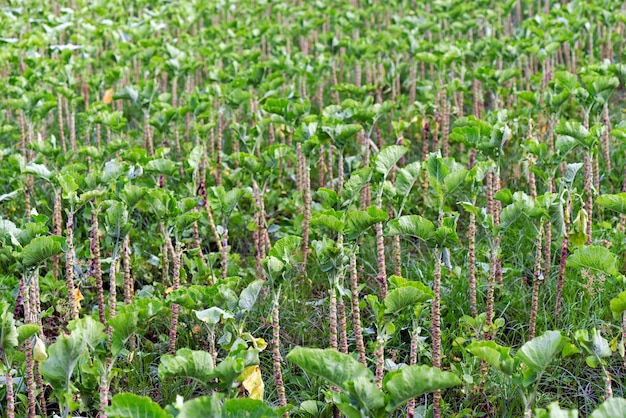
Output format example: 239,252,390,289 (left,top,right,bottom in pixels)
16,324,40,346
106,393,169,418
239,280,264,312
535,402,579,418
177,396,221,418
555,121,592,148
104,201,130,239
444,167,467,193
597,193,626,215
466,341,515,375
158,348,214,383
566,245,619,276
344,375,386,412
385,215,434,241
287,347,373,393
375,146,407,177
427,154,449,187
575,329,612,362
195,307,234,325
590,398,626,418
384,287,430,315
344,206,388,240
335,403,362,418
222,398,279,417
610,290,626,320
383,365,462,412
120,184,146,208
516,331,566,374
21,236,64,267
268,236,303,262
311,212,344,234
494,189,513,205
341,167,372,207
24,162,52,179
109,310,138,357
395,162,421,196
145,158,177,176
188,145,205,170
0,304,18,352
40,332,85,389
